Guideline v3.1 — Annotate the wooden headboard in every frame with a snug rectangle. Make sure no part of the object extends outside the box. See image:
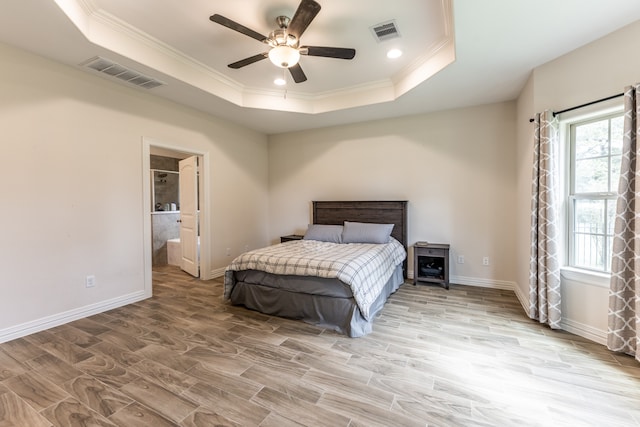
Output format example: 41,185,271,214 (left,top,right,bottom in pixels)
313,200,408,275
